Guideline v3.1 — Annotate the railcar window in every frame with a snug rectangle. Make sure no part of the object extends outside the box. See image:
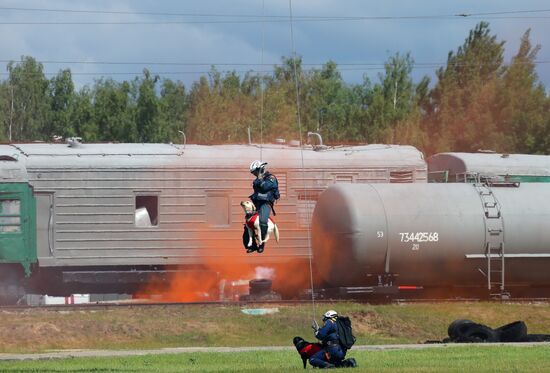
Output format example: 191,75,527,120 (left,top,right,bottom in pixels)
135,195,158,227
0,199,21,233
